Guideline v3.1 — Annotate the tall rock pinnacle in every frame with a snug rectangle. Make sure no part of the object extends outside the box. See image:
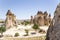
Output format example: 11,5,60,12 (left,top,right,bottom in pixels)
46,3,60,40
